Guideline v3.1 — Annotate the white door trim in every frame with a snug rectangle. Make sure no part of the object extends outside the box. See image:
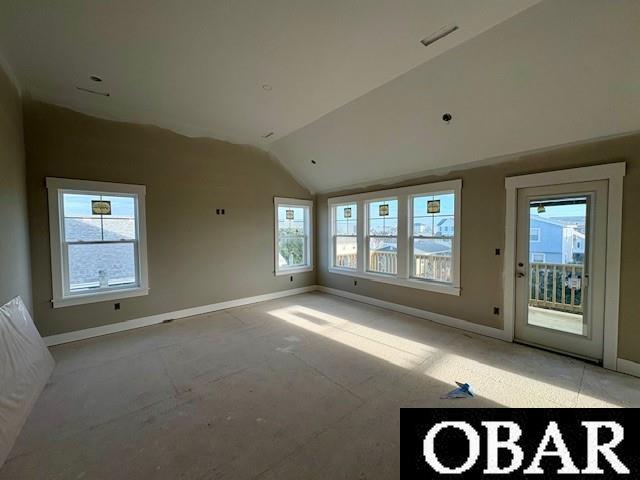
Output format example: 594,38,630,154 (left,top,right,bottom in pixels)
504,162,625,370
